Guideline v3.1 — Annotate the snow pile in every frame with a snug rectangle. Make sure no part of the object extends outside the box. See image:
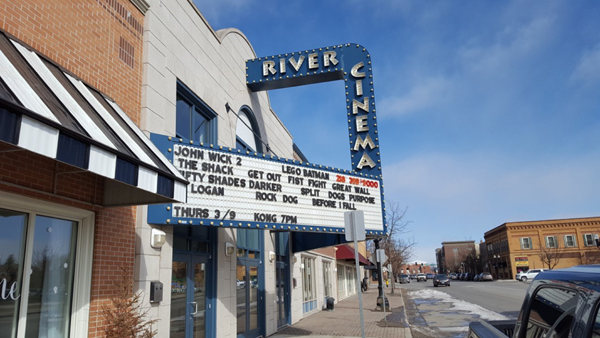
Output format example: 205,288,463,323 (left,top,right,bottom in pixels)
408,289,509,320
